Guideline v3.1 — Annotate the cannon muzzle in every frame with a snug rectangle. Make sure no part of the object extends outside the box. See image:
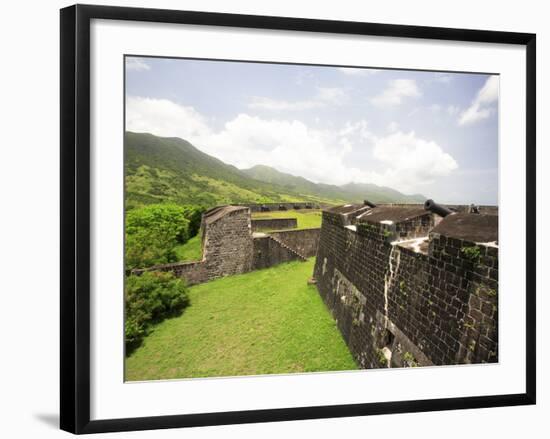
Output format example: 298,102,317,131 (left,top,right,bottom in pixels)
424,199,453,217
364,200,377,208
